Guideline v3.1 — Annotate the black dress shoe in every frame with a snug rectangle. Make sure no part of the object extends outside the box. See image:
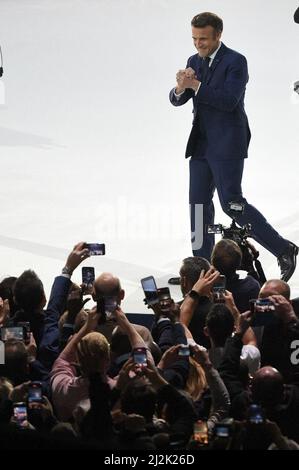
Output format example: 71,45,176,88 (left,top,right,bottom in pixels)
168,277,181,285
277,242,298,282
